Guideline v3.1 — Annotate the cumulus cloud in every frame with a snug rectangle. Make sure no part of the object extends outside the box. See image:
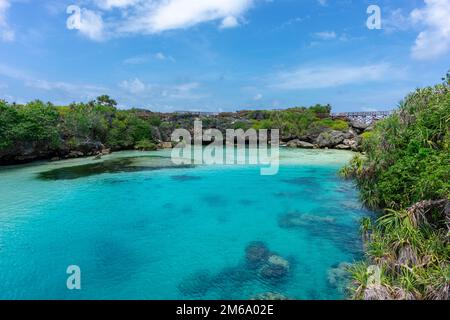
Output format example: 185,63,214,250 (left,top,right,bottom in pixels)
272,64,395,90
0,0,14,41
410,0,450,60
66,0,255,39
